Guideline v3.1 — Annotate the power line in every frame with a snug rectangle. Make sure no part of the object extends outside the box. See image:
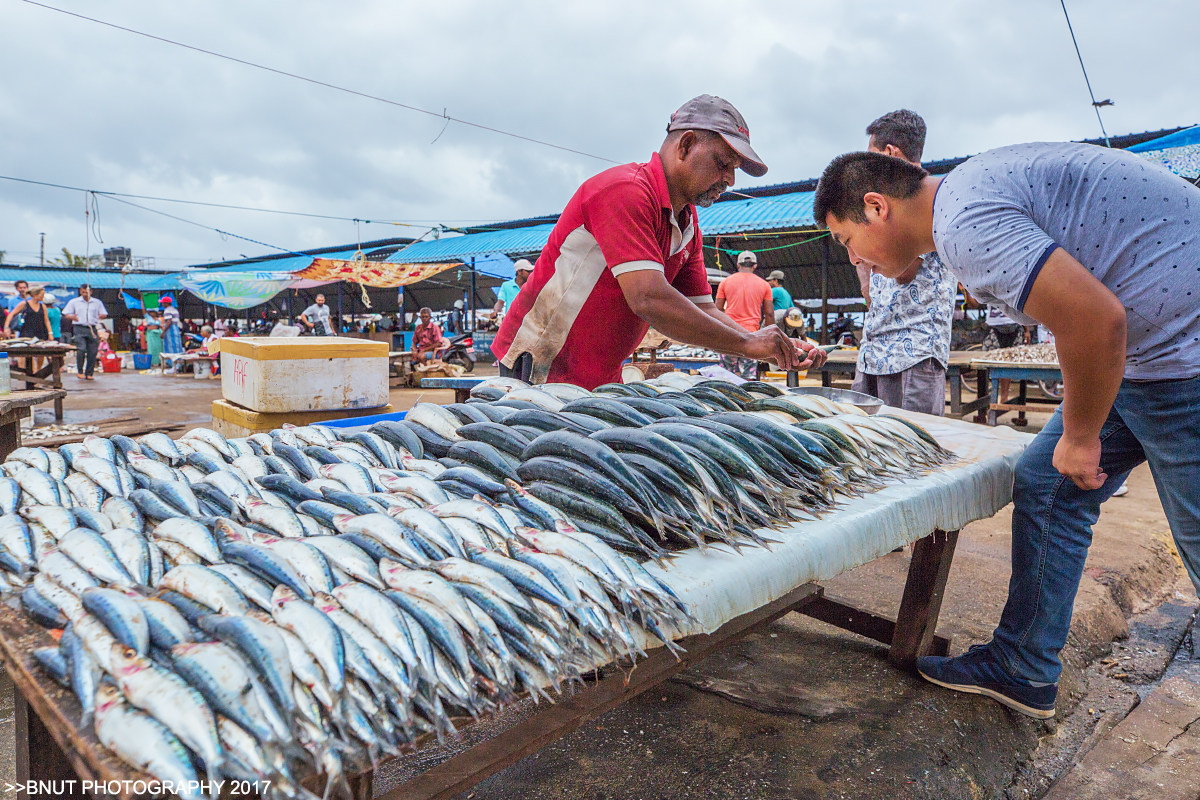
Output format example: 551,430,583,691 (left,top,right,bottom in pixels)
19,0,619,165
0,173,511,226
1059,0,1112,147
